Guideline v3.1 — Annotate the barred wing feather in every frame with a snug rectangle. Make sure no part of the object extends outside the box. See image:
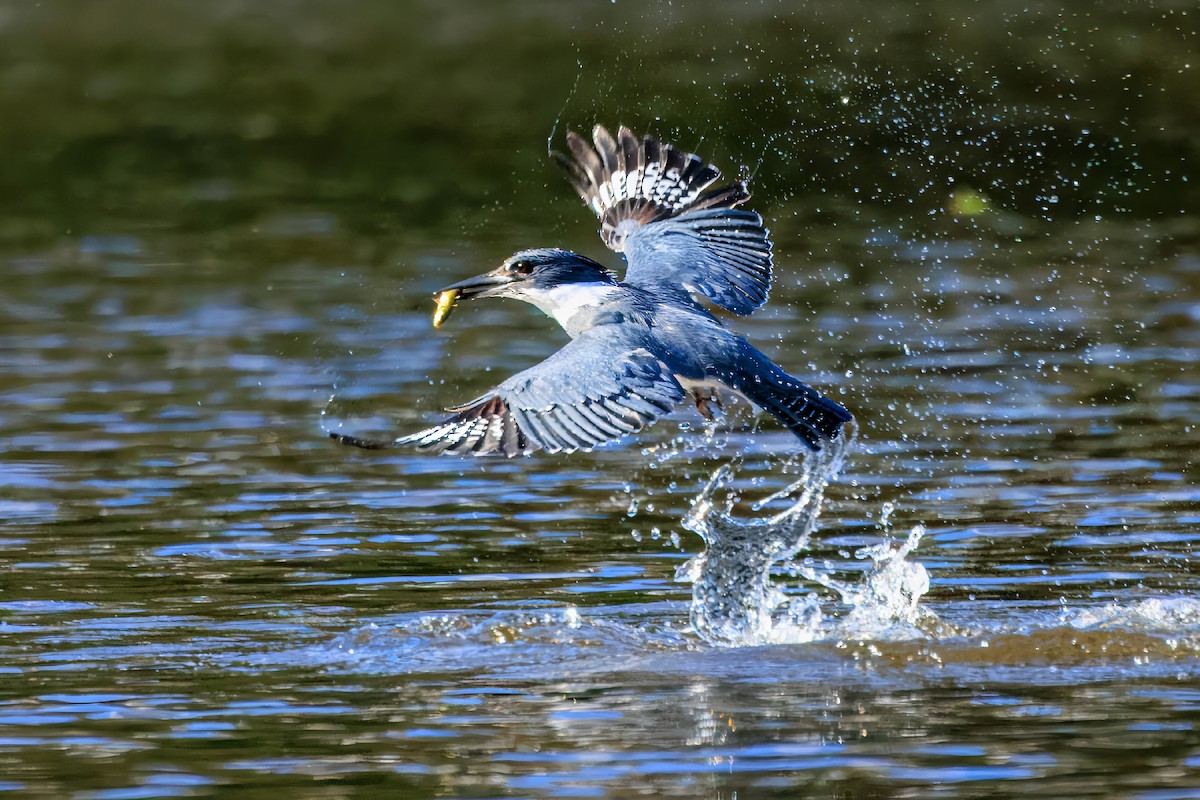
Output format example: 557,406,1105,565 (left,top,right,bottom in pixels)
391,335,685,457
554,124,773,315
